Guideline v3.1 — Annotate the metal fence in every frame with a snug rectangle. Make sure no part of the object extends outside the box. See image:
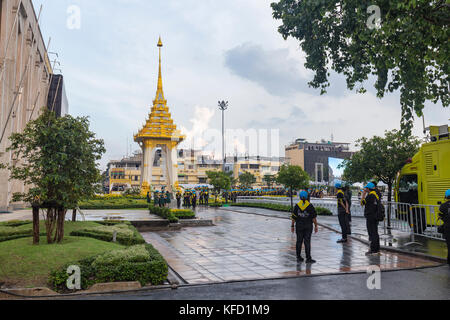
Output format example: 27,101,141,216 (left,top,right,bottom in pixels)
236,196,444,241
